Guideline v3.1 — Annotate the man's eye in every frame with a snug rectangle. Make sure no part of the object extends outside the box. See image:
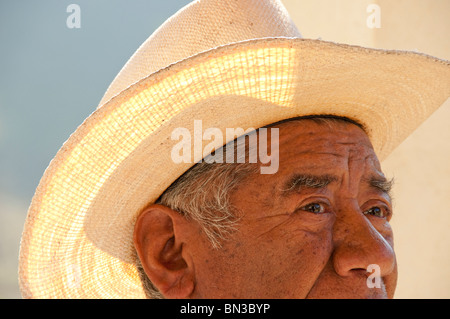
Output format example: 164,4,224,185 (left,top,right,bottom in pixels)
302,203,325,214
363,206,388,218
